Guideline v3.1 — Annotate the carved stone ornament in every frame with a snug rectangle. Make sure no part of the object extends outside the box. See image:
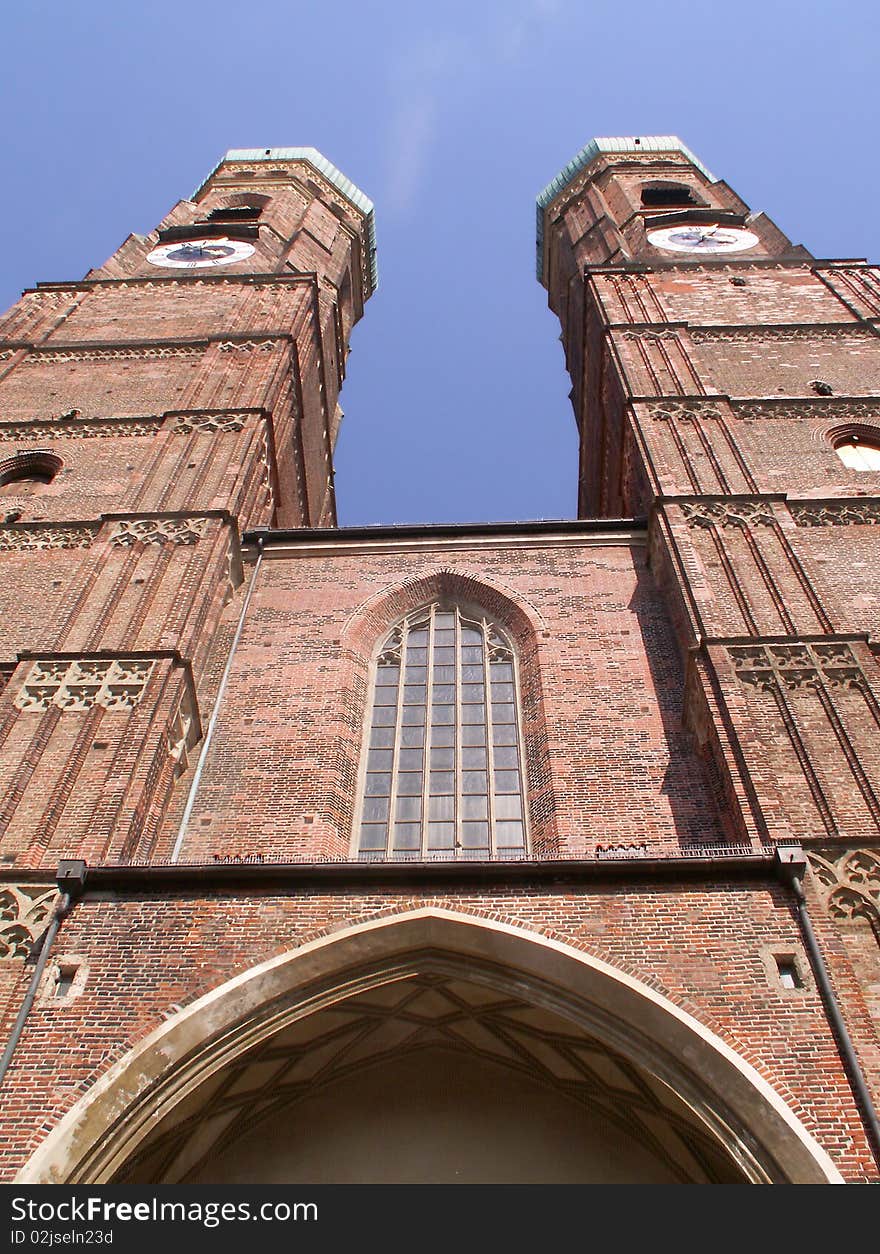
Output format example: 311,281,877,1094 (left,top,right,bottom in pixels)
216,338,277,353
0,525,95,551
689,324,873,343
734,399,880,424
622,328,681,343
24,345,202,364
0,419,160,441
681,499,776,529
19,288,80,304
729,642,865,693
789,500,880,528
170,413,248,434
0,883,57,959
110,517,209,546
807,847,880,926
14,658,156,713
650,401,723,423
